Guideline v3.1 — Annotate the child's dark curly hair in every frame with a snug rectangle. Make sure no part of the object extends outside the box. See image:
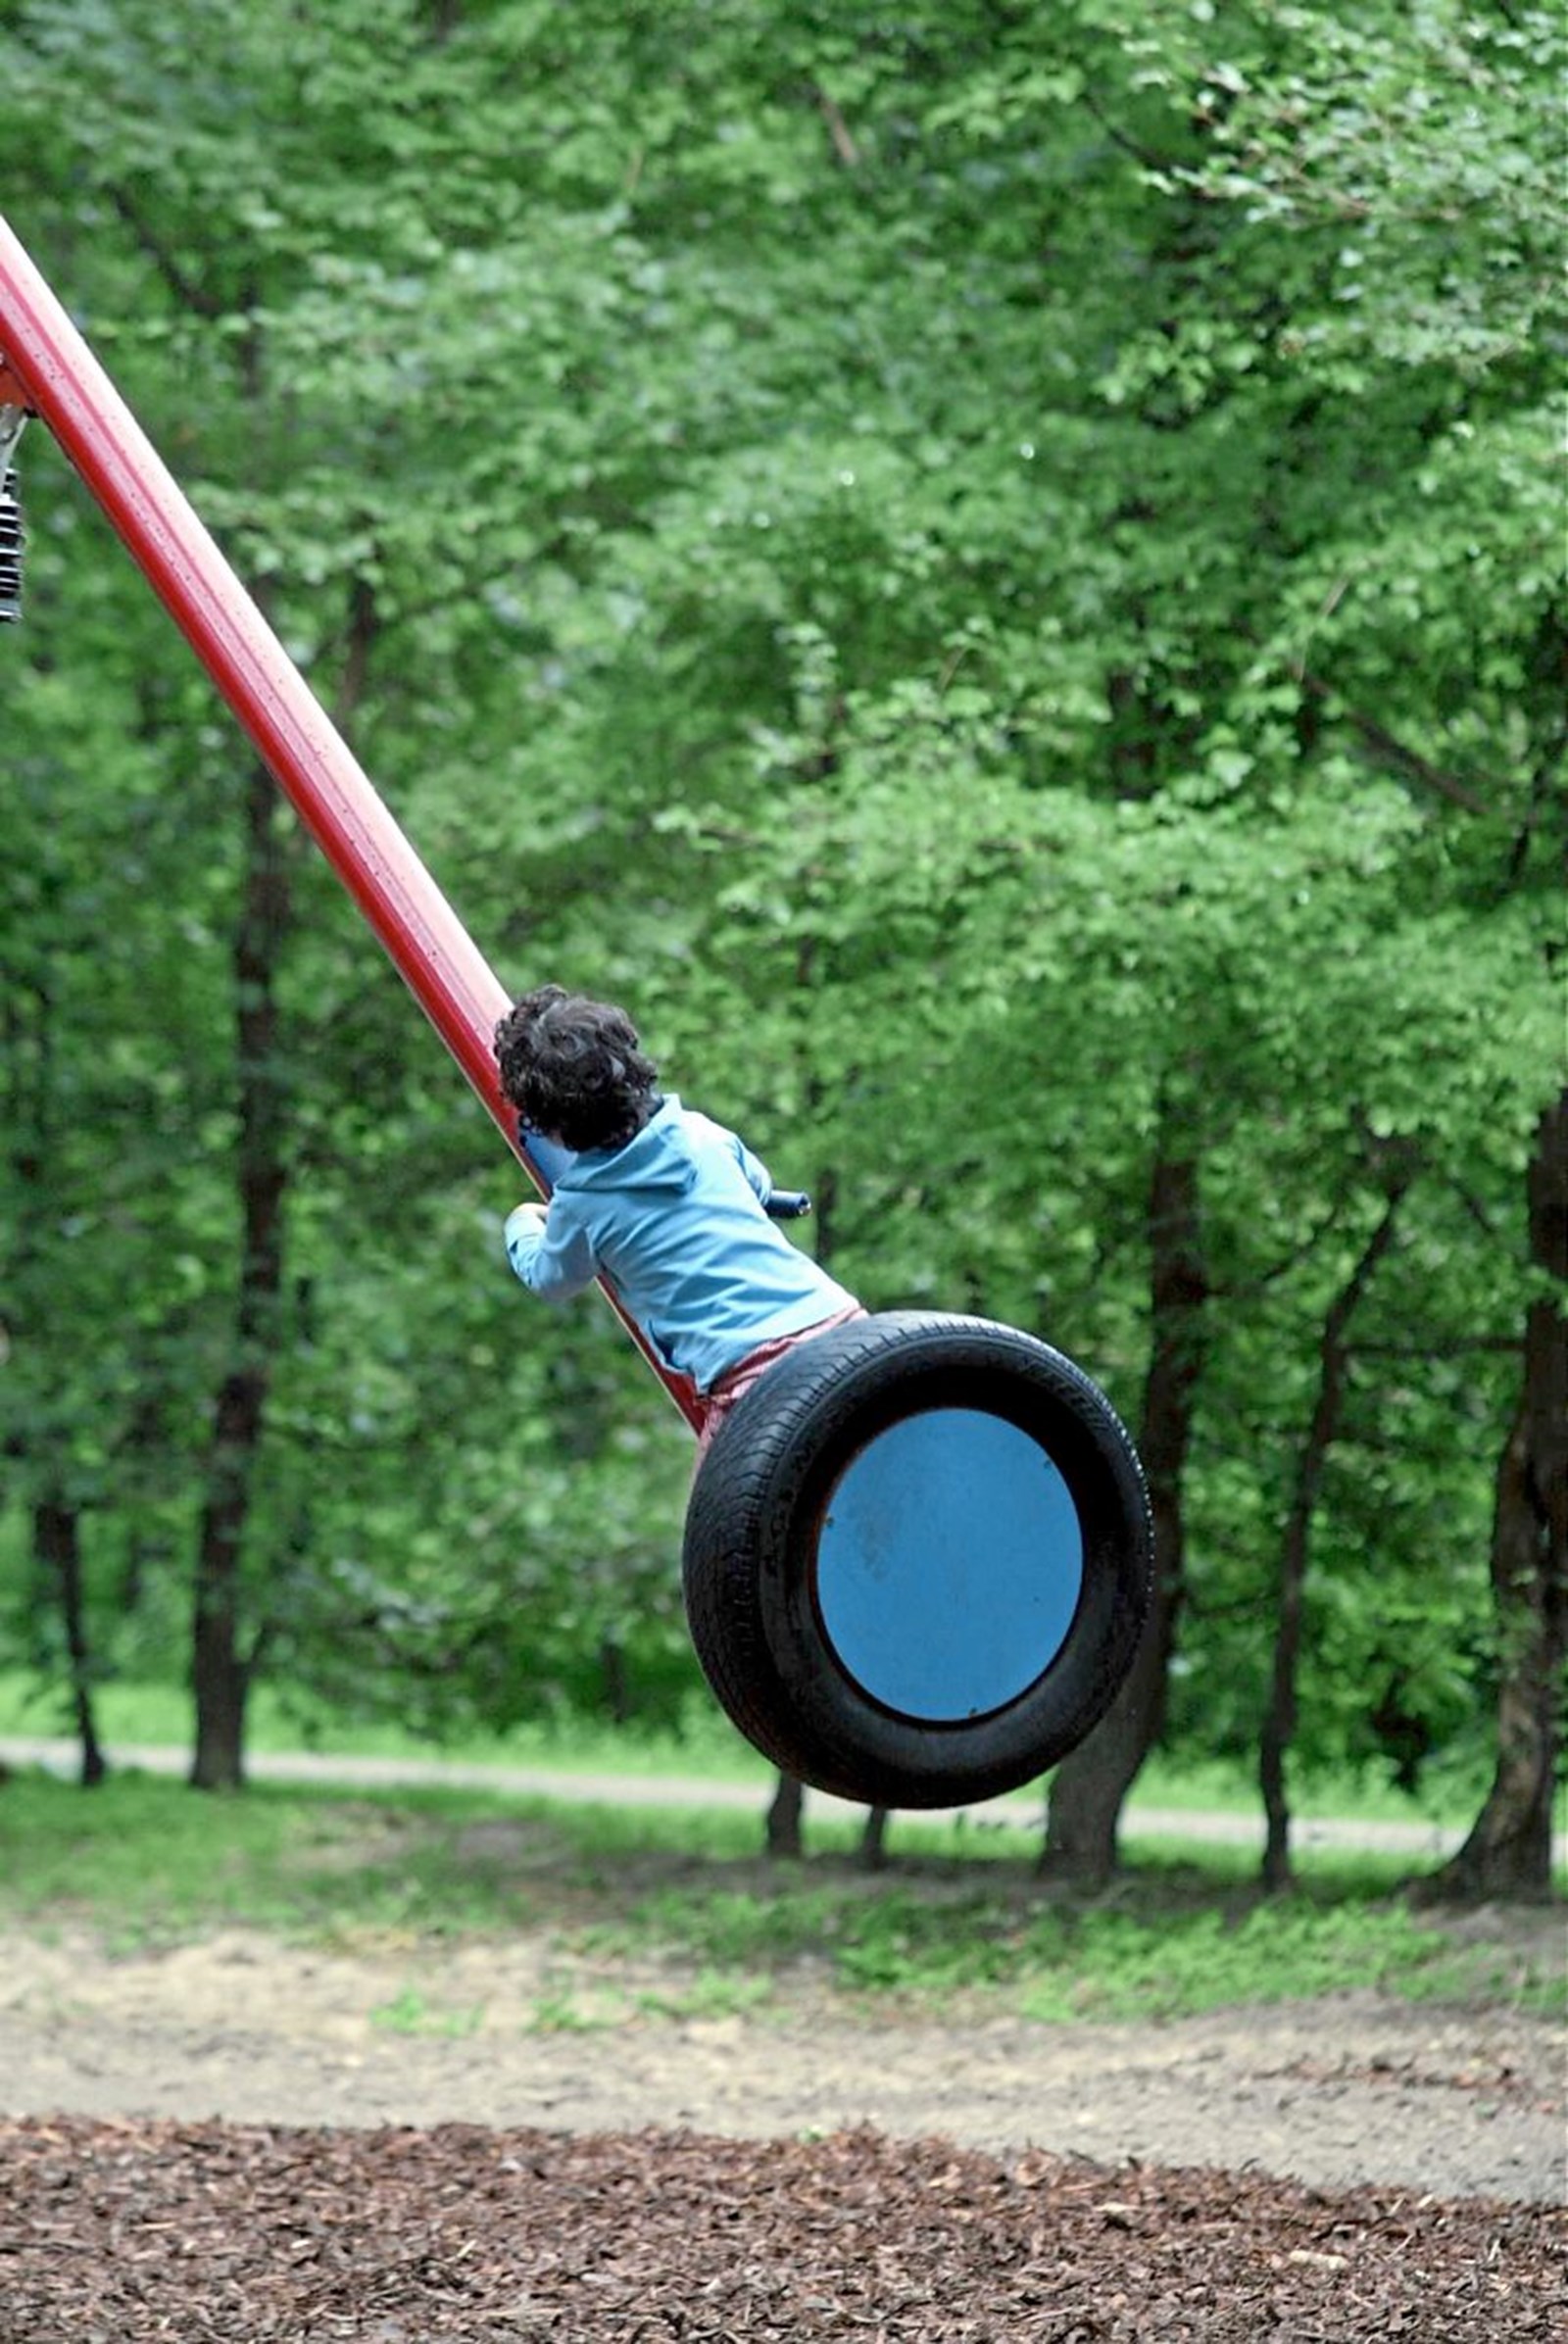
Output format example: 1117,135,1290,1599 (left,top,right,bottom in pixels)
493,985,661,1152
